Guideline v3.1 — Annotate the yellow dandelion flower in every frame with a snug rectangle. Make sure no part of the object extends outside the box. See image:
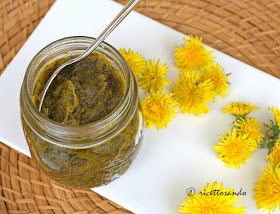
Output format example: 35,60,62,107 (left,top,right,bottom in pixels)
138,59,170,94
118,48,146,77
222,102,260,118
170,72,214,116
213,128,257,168
266,140,280,169
142,92,176,129
173,35,214,72
268,106,280,127
179,181,246,214
233,117,264,144
201,63,231,98
253,164,280,213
